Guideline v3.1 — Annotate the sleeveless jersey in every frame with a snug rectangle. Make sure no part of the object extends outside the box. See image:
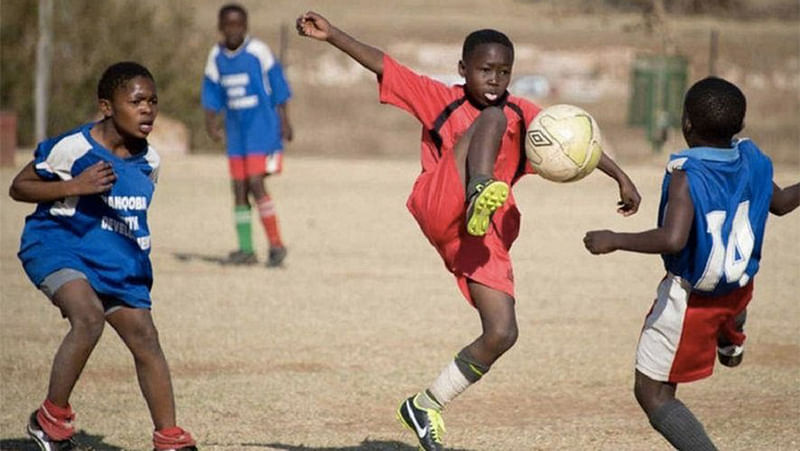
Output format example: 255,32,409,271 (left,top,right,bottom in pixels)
659,138,773,296
202,36,291,154
18,123,160,308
